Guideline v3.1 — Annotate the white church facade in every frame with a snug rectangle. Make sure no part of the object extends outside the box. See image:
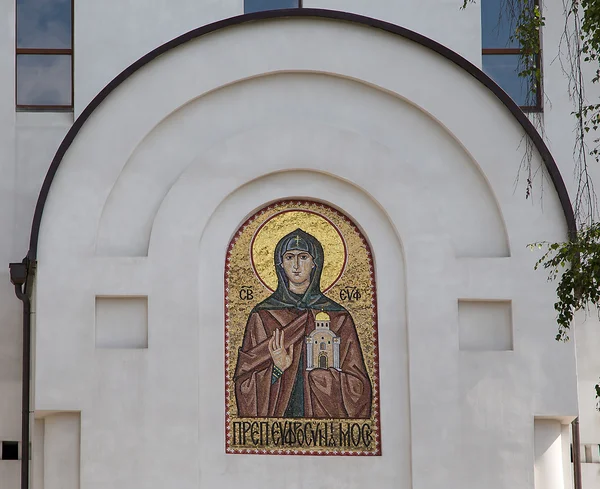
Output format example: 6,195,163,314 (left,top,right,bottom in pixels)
0,0,599,488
